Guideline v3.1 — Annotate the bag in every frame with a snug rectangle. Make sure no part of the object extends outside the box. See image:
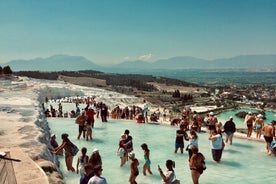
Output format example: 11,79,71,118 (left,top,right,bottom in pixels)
70,143,79,156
